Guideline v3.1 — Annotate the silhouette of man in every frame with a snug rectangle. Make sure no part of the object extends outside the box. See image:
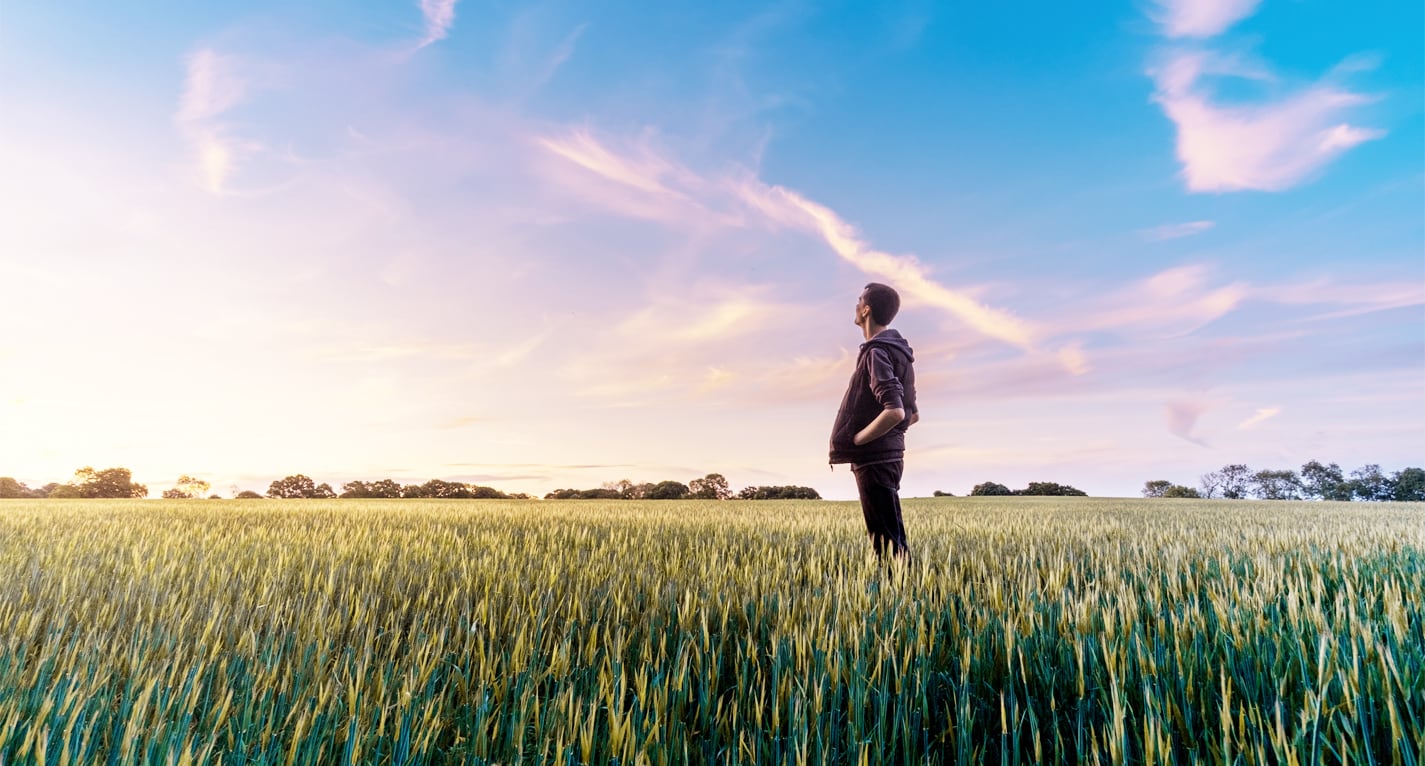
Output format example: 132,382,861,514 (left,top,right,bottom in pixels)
829,283,918,560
